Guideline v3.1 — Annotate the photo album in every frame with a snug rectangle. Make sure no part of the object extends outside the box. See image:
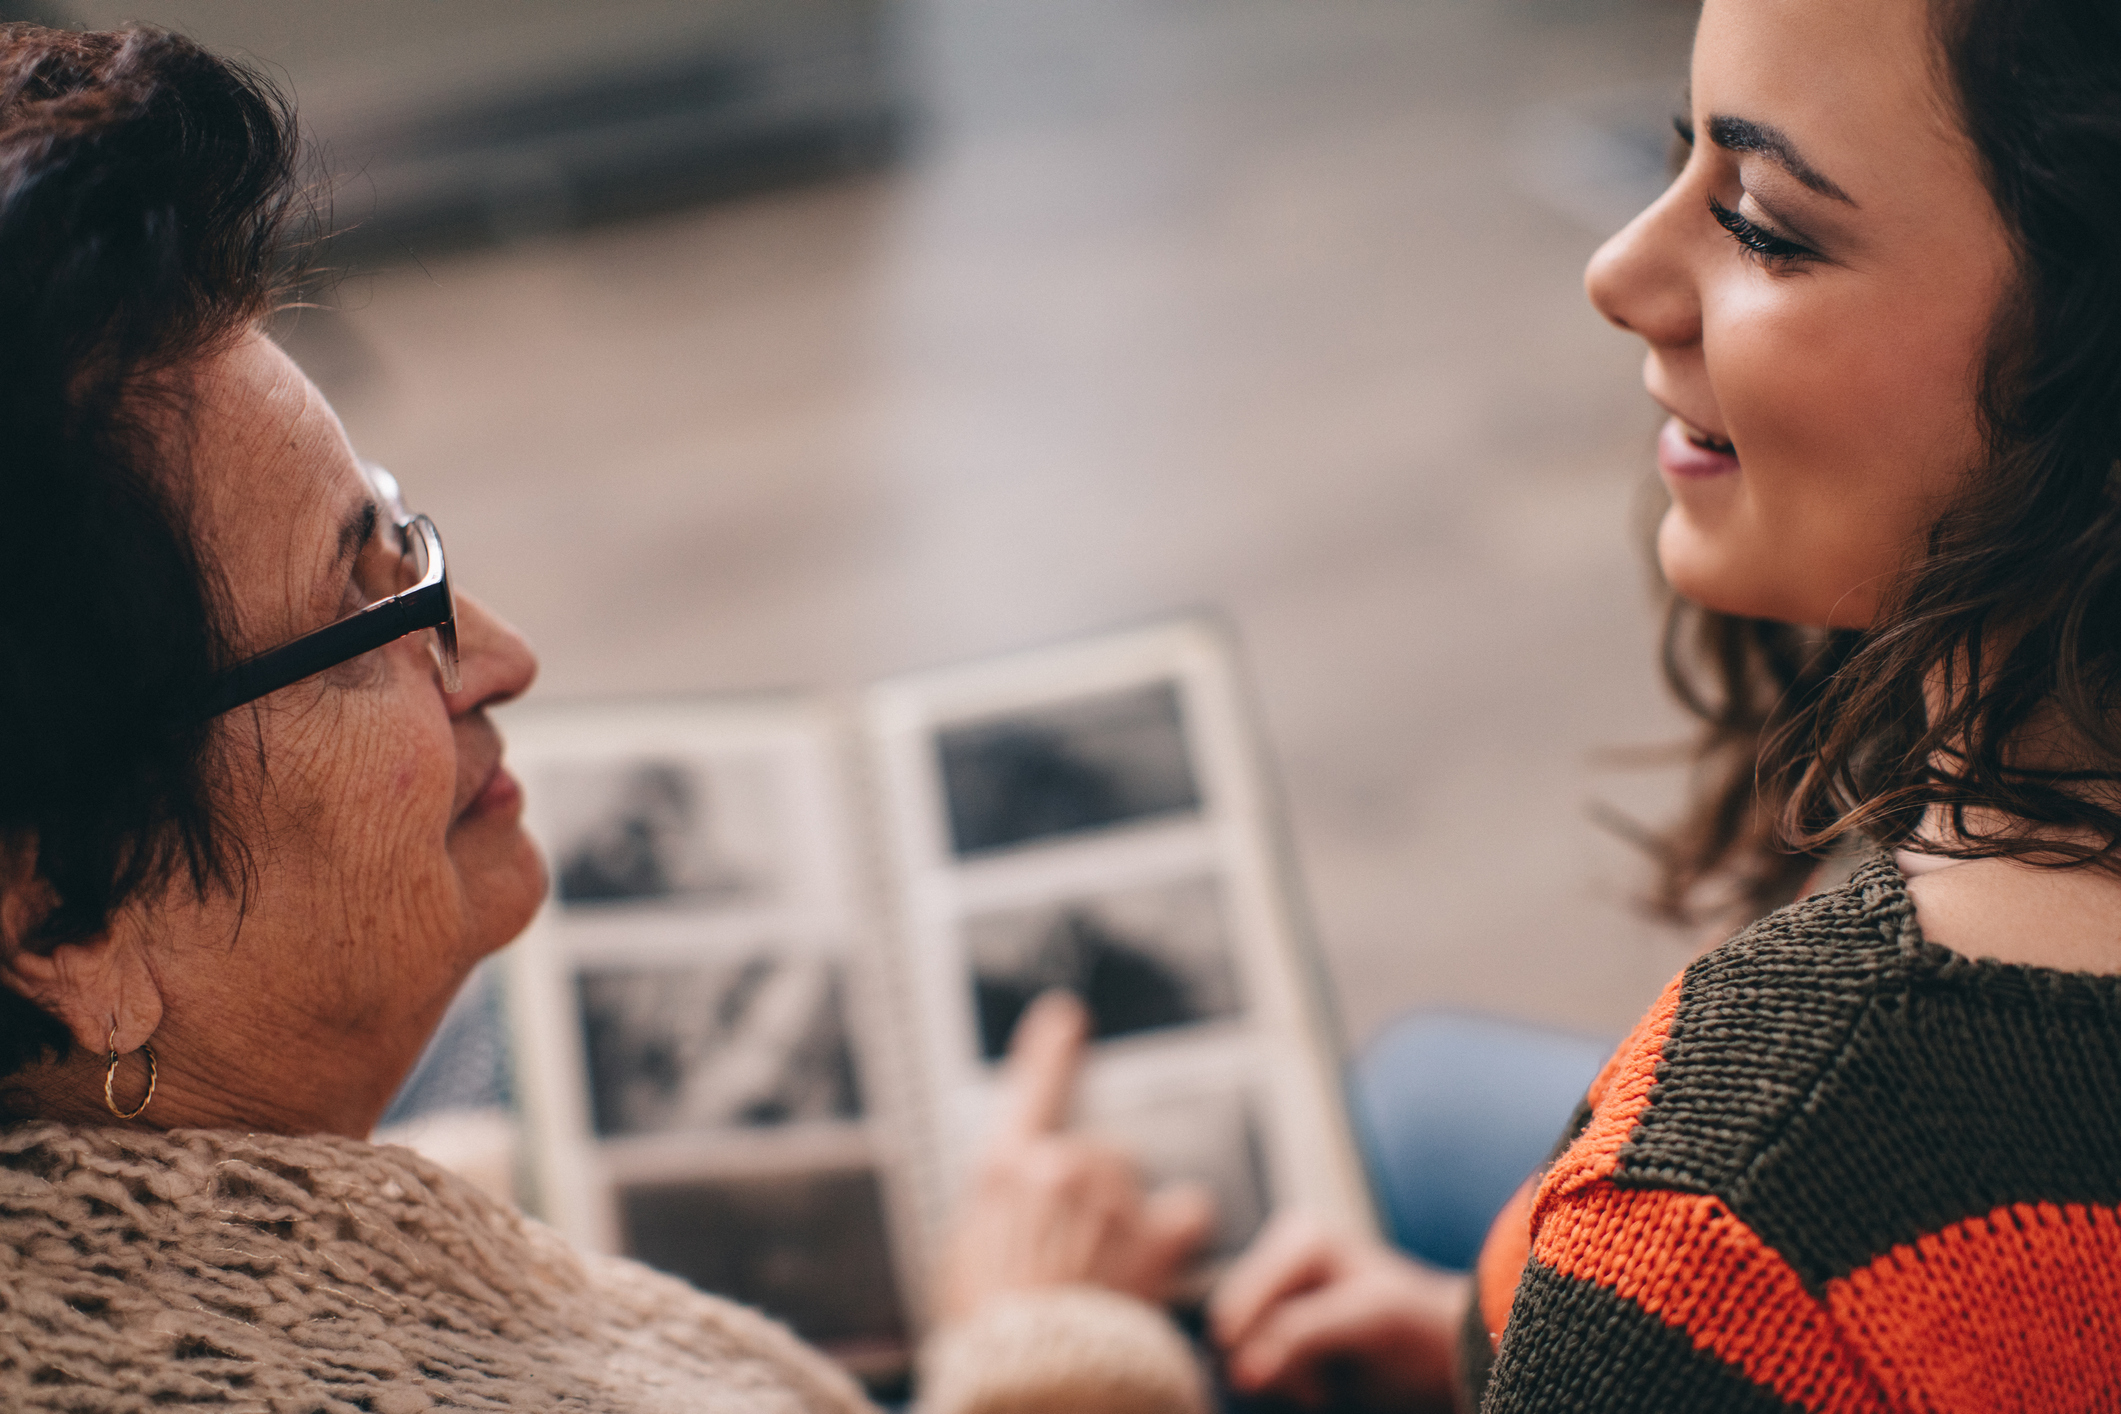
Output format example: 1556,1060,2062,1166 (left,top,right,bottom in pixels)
471,618,1376,1386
